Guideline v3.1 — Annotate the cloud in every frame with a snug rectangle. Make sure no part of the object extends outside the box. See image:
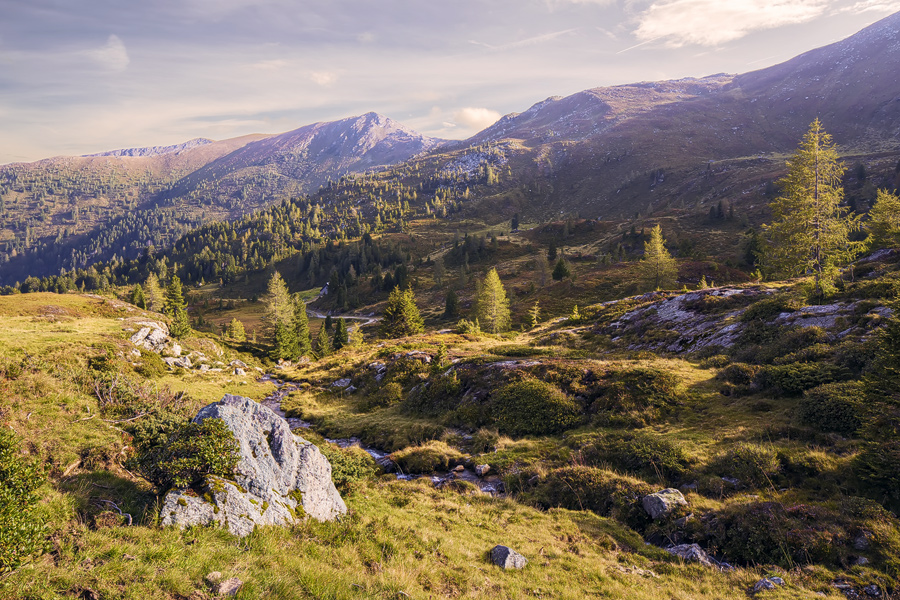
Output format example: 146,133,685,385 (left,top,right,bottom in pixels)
310,71,337,86
841,0,900,13
84,34,130,71
634,0,828,47
453,107,502,130
470,29,579,51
